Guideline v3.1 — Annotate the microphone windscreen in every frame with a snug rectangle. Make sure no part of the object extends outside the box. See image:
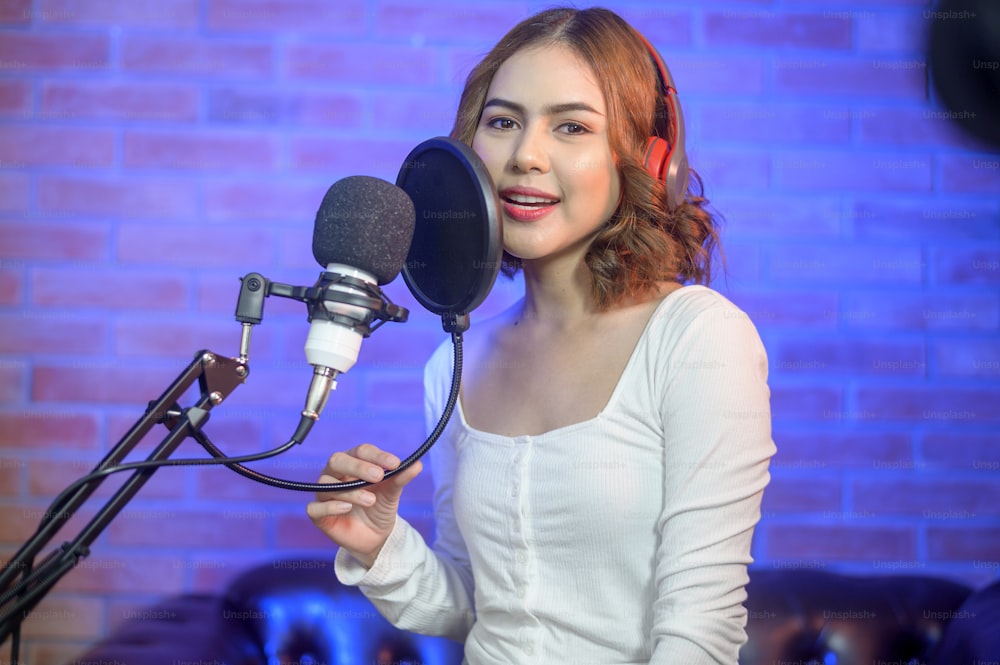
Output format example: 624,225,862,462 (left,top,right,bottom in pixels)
396,137,502,316
312,176,416,285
